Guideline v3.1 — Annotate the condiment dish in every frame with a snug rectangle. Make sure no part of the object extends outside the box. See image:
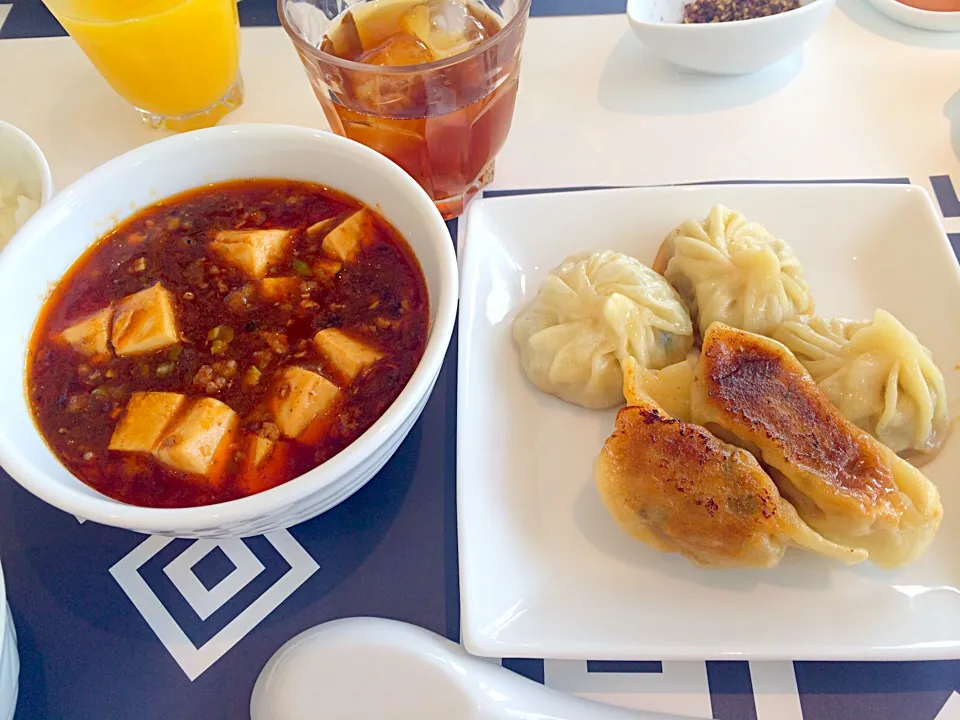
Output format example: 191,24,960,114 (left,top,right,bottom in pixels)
863,0,960,31
0,120,53,247
0,124,458,538
0,120,53,203
626,0,837,75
